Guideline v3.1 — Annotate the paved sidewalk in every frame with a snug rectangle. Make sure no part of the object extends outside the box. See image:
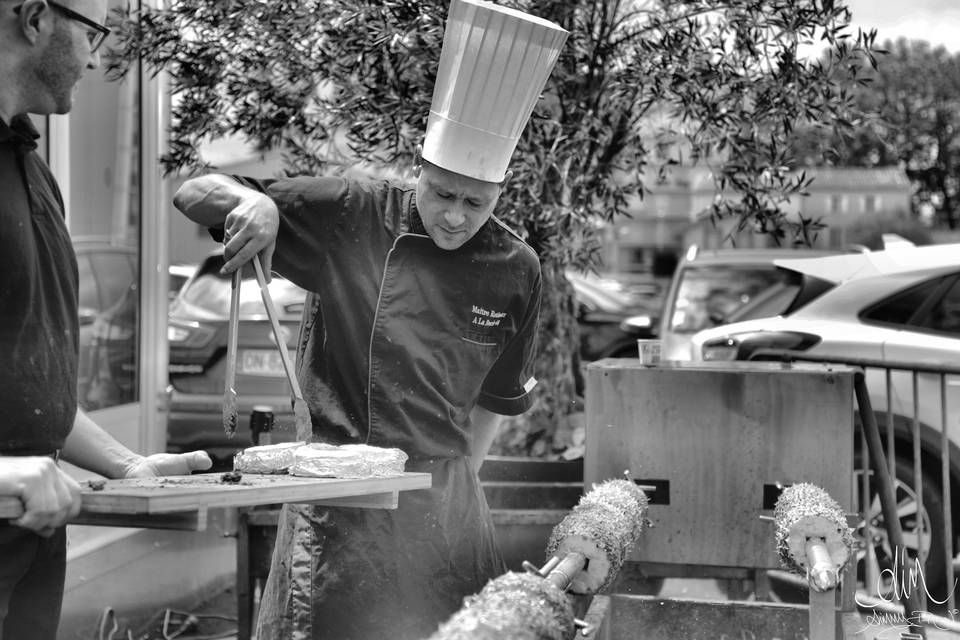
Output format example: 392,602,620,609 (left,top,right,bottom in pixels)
160,577,960,640
857,618,960,640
